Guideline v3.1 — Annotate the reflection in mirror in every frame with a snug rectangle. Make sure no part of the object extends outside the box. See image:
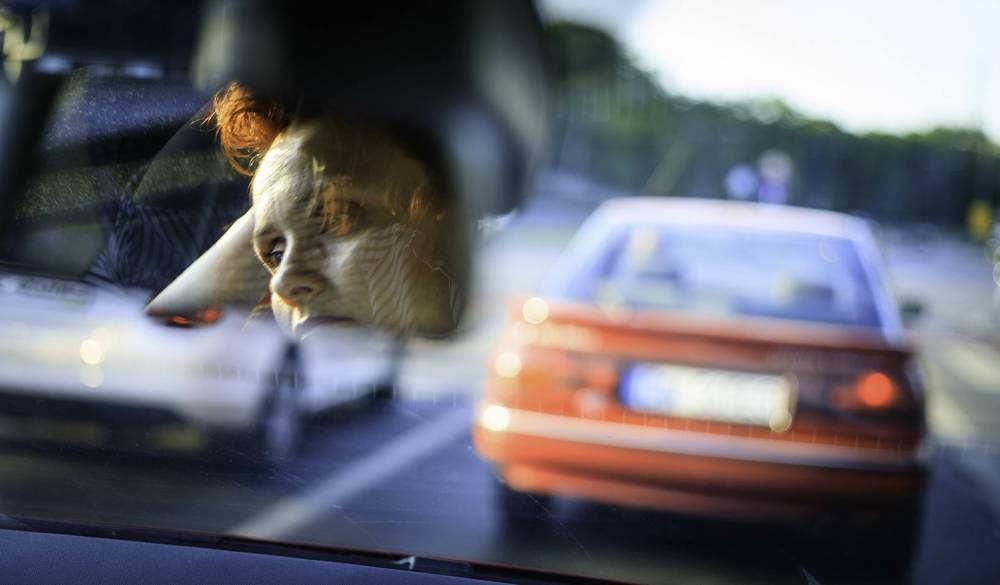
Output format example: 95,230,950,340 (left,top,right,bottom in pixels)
147,83,466,338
